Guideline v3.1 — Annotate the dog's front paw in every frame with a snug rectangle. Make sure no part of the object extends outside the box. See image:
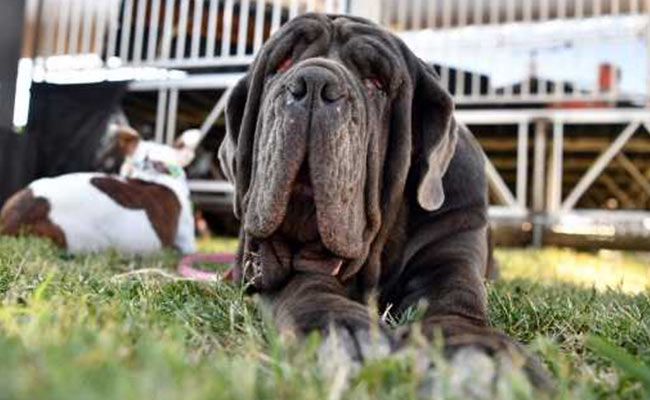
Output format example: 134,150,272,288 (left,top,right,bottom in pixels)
395,316,554,396
408,344,540,400
317,323,393,378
